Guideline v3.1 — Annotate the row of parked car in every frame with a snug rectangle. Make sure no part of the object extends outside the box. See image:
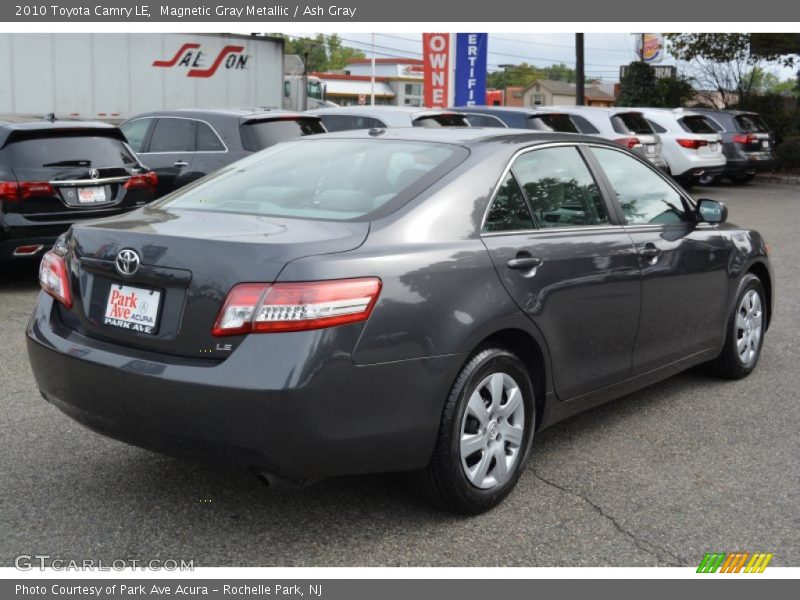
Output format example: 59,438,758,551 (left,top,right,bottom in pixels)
0,103,778,263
